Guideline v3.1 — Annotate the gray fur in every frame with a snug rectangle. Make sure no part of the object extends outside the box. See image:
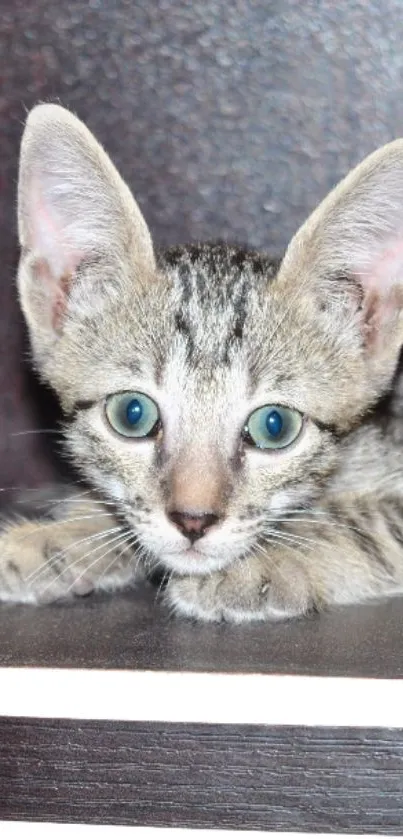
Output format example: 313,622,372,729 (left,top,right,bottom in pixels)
2,103,403,621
